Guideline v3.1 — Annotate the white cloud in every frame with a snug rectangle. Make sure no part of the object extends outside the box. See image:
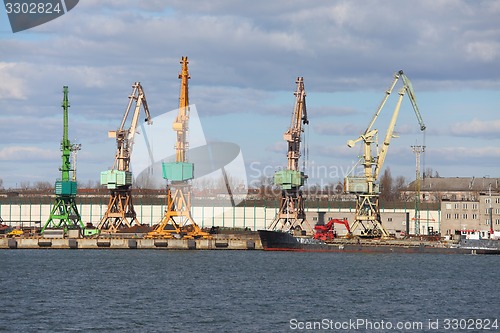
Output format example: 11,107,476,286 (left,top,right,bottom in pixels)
430,146,500,161
450,118,500,138
465,41,500,62
314,123,360,136
1,0,500,187
0,146,58,161
0,62,27,99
